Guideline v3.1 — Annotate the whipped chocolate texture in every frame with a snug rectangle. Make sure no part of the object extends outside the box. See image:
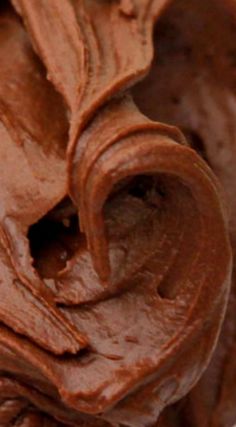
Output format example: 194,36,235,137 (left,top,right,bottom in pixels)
0,0,233,426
